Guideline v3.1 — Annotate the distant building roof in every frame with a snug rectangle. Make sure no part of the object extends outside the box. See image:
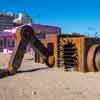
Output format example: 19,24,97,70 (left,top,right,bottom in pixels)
0,23,61,37
59,34,85,37
32,24,61,33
